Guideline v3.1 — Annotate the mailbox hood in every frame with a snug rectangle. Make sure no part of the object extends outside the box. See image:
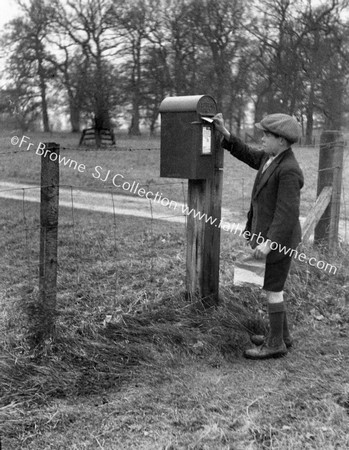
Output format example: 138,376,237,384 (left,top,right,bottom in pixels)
159,95,217,116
